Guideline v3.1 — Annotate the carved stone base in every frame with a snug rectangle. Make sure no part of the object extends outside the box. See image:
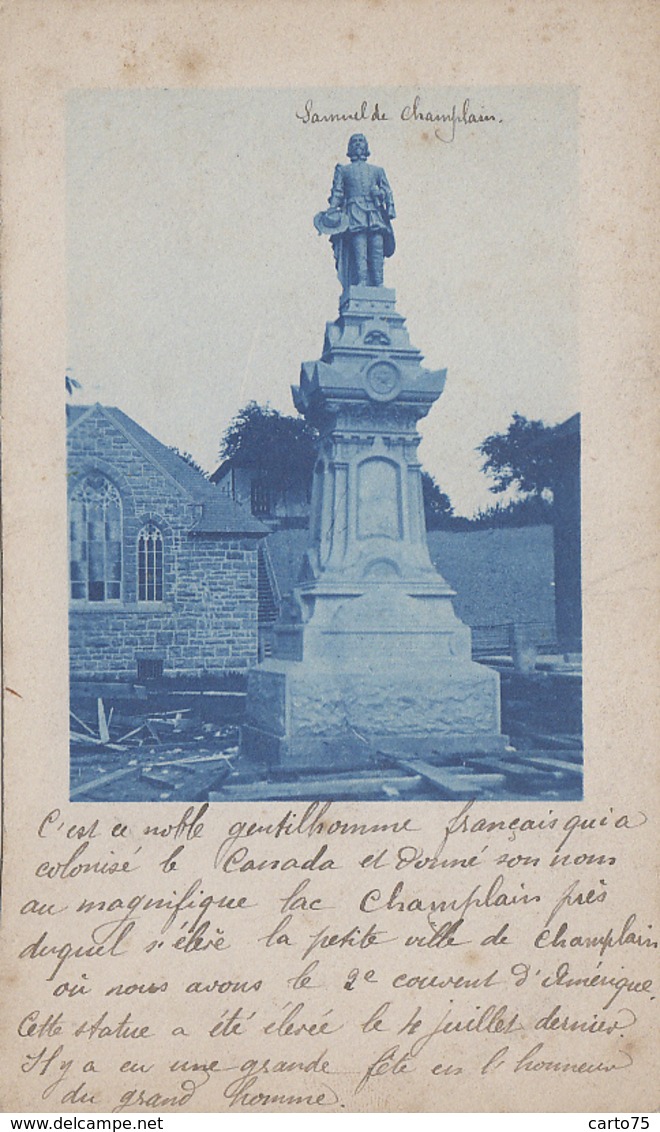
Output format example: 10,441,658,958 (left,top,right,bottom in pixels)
241,285,507,773
241,657,507,770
